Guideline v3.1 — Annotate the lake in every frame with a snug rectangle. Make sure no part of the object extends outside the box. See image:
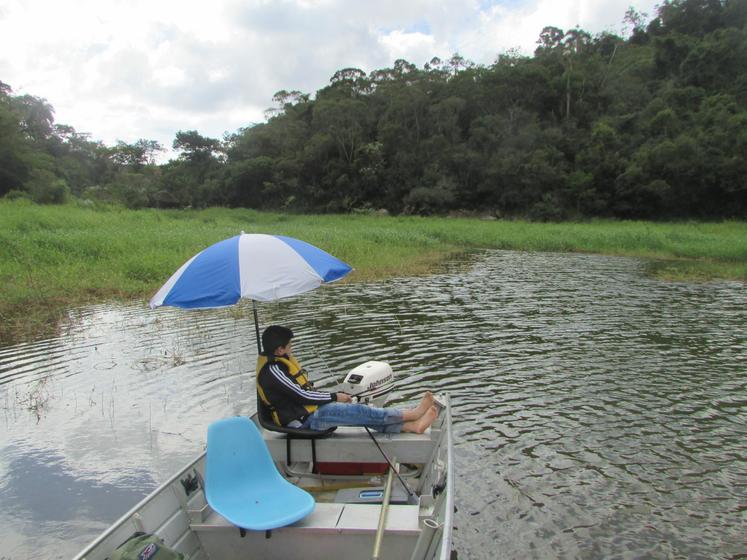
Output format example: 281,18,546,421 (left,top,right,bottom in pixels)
1,250,745,559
